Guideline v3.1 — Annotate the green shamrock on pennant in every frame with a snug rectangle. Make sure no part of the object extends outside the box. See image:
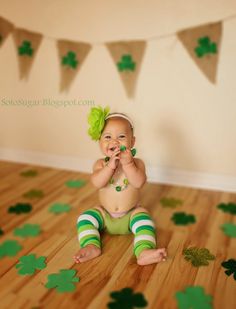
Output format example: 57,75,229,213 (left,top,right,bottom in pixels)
171,212,196,225
14,224,41,238
117,54,136,72
217,202,236,215
45,269,80,293
183,247,215,267
221,259,236,281
108,287,148,309
0,240,22,258
194,36,217,58
65,179,86,188
221,223,236,237
49,203,71,214
20,170,38,177
16,254,46,275
23,189,44,199
8,203,32,214
18,40,34,56
62,51,79,69
160,197,183,208
175,286,213,309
